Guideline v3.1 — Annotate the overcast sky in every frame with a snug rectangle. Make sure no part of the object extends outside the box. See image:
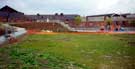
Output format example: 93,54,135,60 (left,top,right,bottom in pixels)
0,0,135,16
